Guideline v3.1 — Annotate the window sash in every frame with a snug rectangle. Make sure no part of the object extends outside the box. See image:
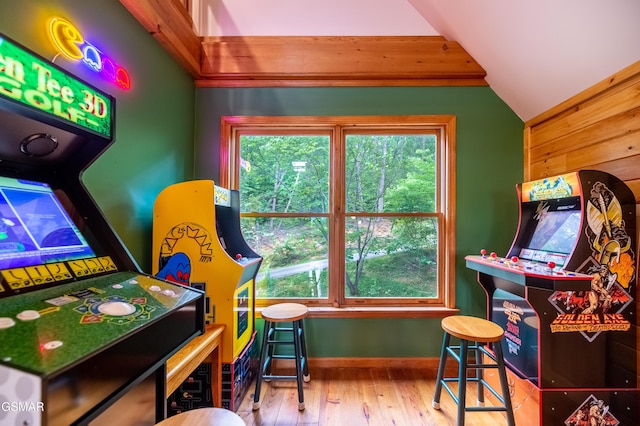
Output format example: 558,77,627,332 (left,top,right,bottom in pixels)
220,116,456,309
